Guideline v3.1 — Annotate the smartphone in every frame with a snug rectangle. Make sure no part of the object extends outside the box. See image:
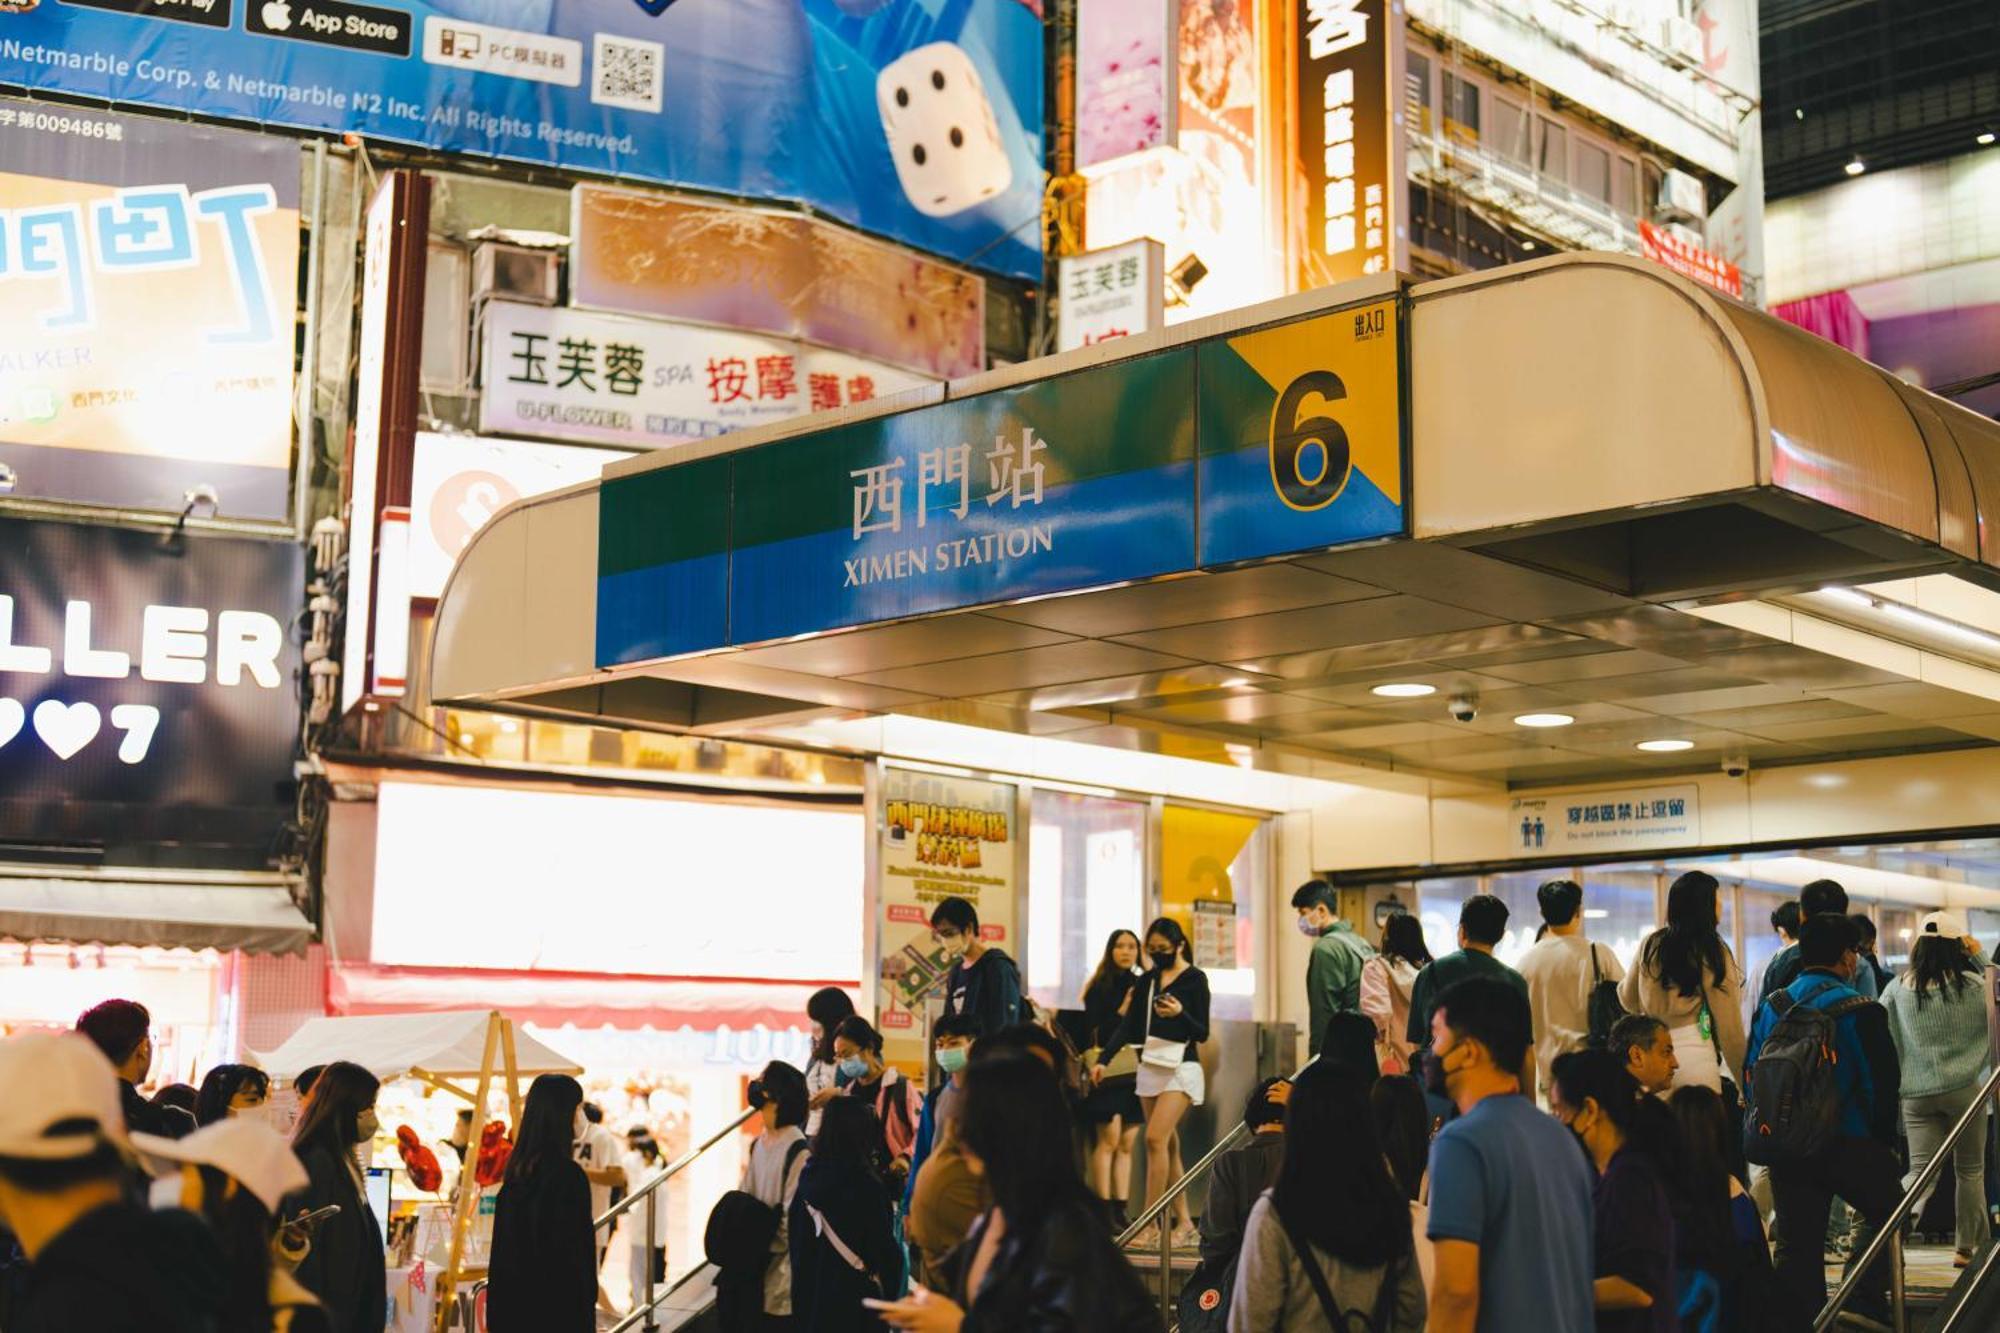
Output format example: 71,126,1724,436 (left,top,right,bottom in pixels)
292,1204,342,1230
860,1298,899,1310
